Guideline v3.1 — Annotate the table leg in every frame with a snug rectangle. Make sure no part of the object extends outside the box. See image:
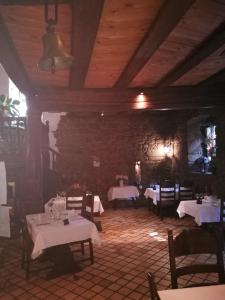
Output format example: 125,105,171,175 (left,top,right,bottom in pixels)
148,197,153,211
132,197,138,209
113,199,118,210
